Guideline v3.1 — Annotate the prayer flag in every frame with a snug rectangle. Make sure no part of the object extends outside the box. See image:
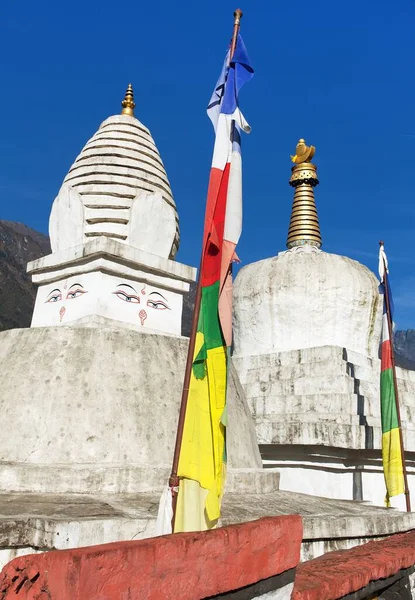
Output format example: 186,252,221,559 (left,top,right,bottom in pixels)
175,35,254,531
379,244,405,508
